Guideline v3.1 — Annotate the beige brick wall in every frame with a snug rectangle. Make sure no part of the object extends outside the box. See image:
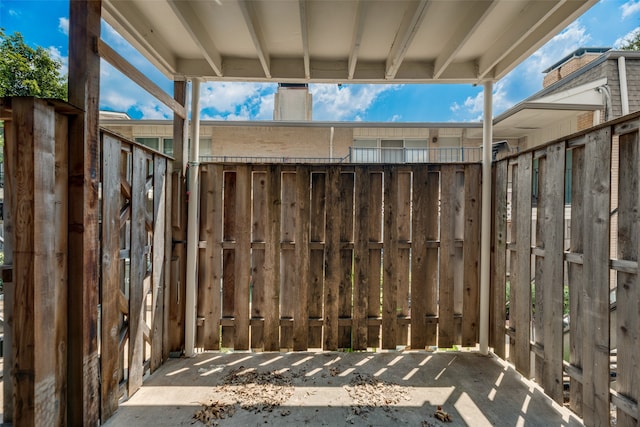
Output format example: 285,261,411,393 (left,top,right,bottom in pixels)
543,53,602,88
